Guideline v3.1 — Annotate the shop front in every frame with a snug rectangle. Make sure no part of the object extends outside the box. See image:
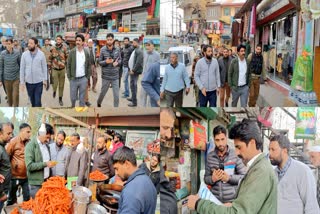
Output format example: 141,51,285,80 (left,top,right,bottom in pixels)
161,108,224,214
256,0,298,88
